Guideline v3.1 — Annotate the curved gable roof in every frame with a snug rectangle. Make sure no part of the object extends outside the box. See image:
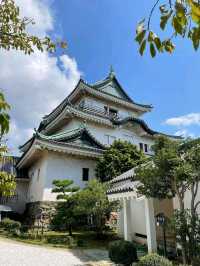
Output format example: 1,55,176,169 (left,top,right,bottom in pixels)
112,117,182,139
